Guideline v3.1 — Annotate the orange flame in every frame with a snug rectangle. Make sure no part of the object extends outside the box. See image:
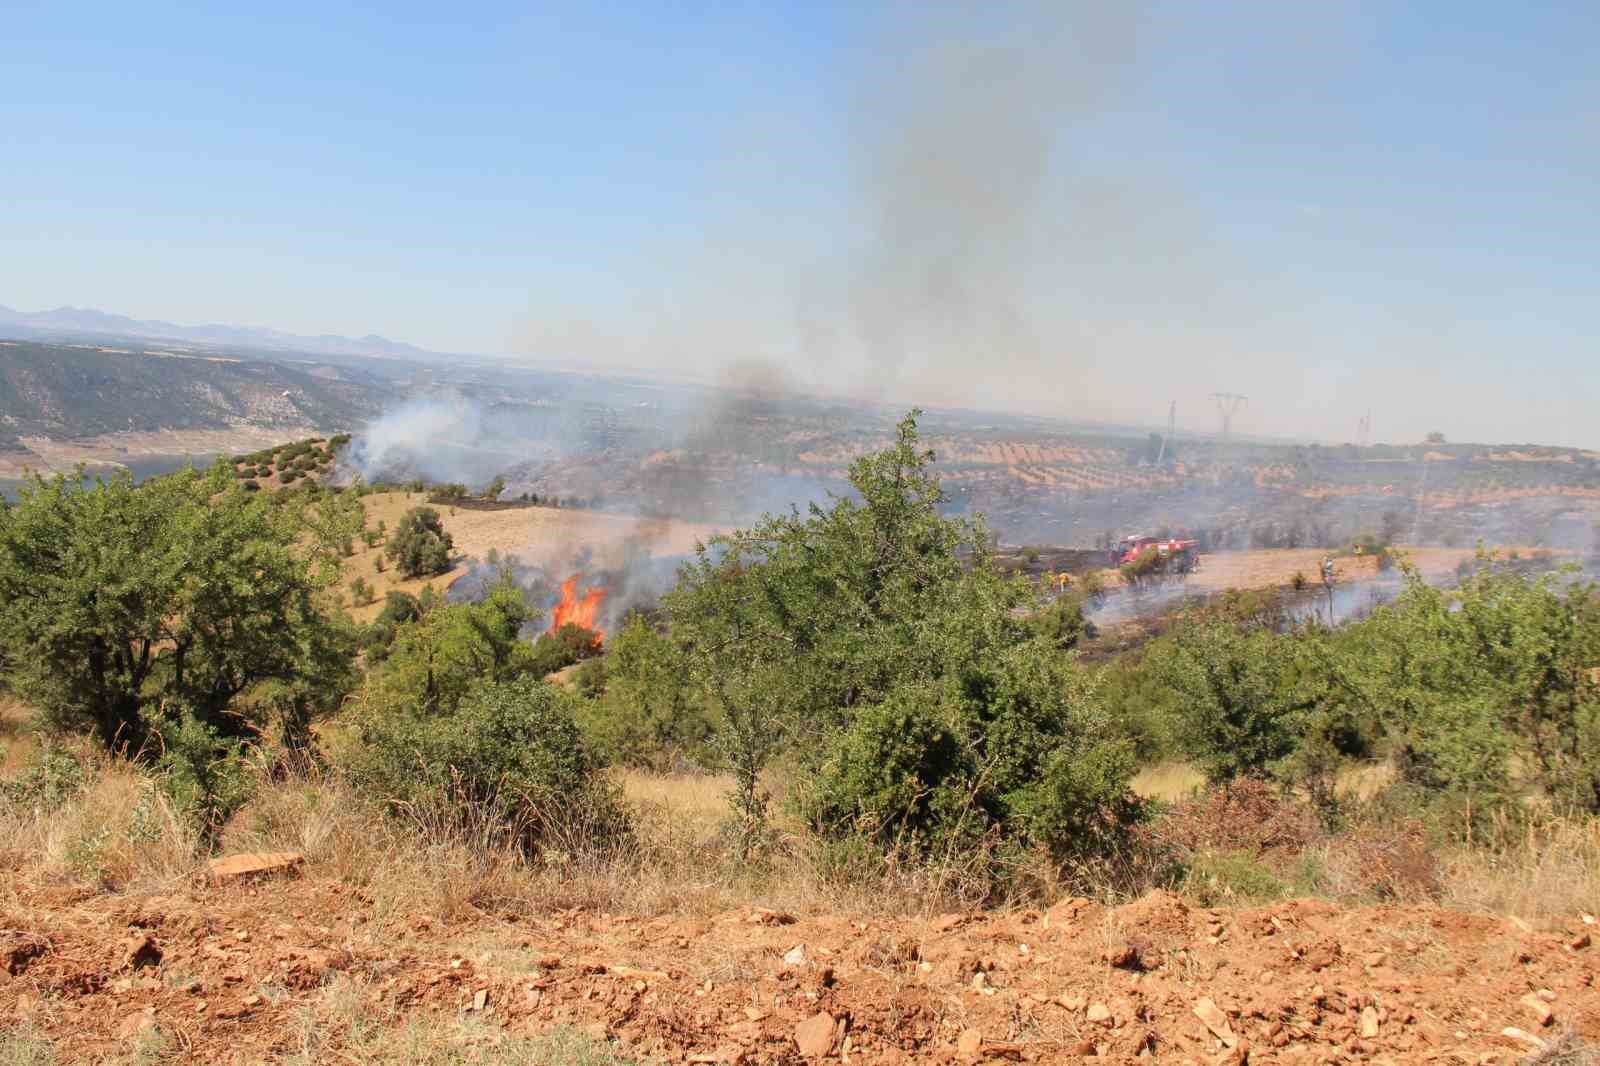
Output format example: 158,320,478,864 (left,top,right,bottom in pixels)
548,574,608,643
